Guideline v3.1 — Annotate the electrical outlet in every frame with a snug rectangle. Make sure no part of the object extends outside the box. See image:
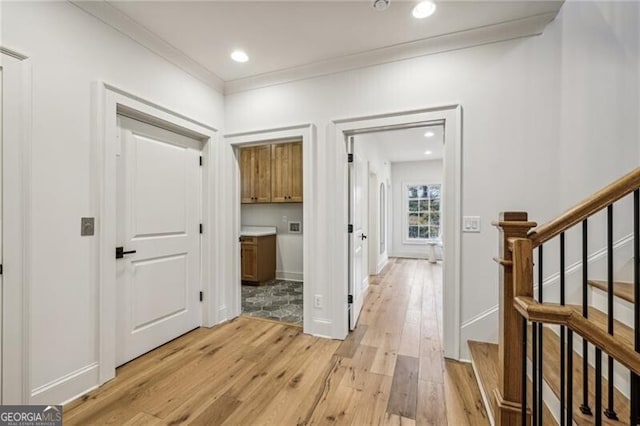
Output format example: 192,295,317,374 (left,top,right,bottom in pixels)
463,216,481,233
314,295,323,309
